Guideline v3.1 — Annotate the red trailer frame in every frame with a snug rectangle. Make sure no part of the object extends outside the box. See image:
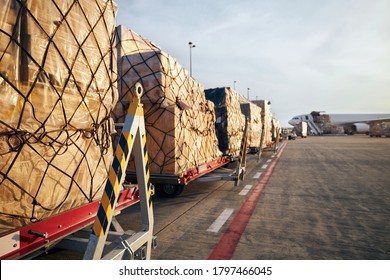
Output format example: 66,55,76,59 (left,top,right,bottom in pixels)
0,187,139,260
179,156,231,184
